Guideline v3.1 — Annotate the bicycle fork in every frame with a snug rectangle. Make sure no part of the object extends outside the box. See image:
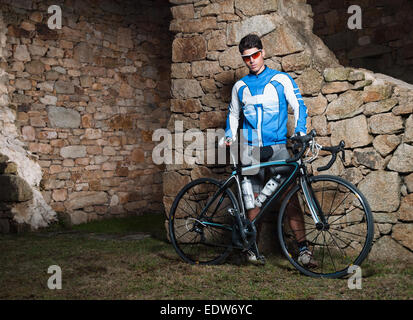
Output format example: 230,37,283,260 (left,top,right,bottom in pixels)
300,176,328,230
